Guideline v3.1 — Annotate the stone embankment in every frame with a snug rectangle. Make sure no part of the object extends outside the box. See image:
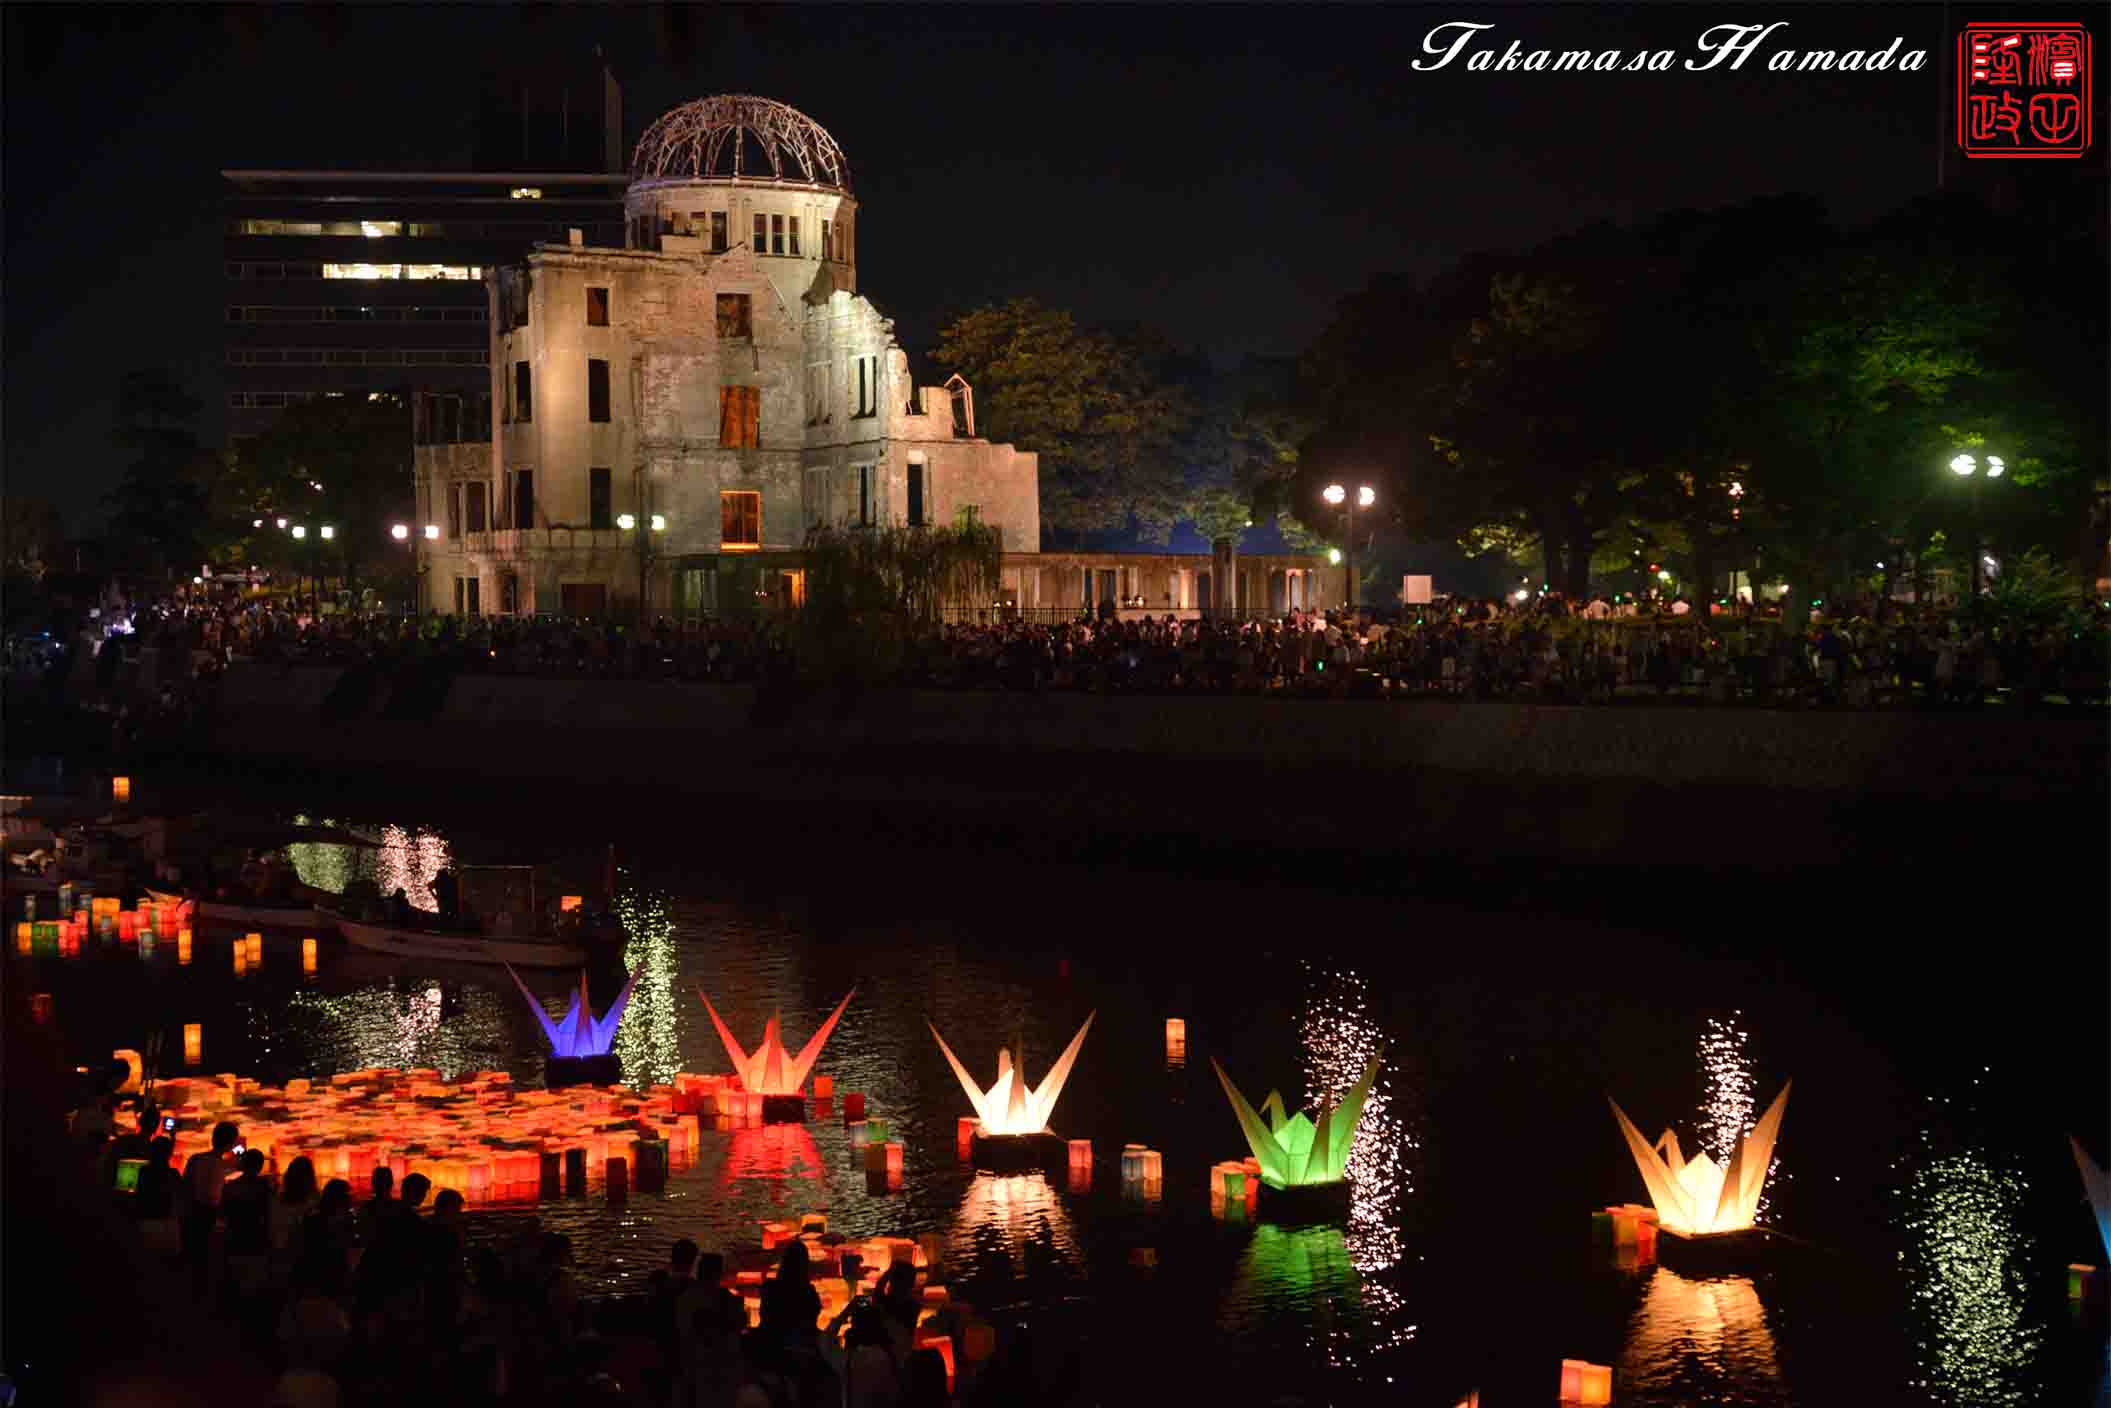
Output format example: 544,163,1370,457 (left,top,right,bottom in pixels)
168,663,2104,869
